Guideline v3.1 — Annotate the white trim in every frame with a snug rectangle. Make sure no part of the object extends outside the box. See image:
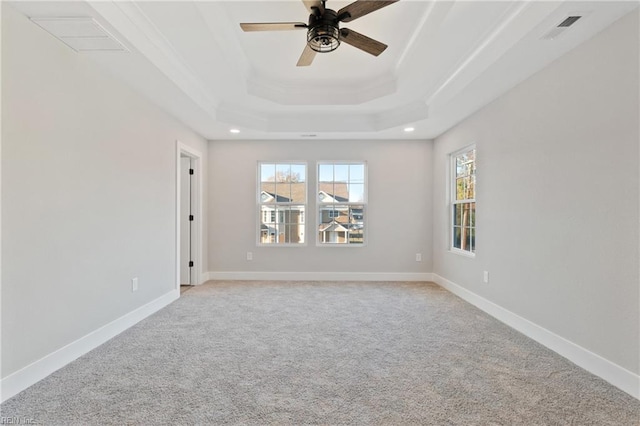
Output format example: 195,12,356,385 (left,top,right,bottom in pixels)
449,248,476,258
207,271,433,282
176,141,204,287
0,290,179,403
432,274,640,400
